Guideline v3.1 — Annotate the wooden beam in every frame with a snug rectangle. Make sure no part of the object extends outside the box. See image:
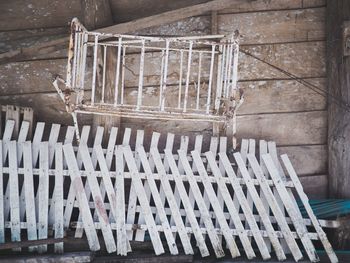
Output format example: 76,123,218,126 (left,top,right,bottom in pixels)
327,0,350,198
0,0,246,64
